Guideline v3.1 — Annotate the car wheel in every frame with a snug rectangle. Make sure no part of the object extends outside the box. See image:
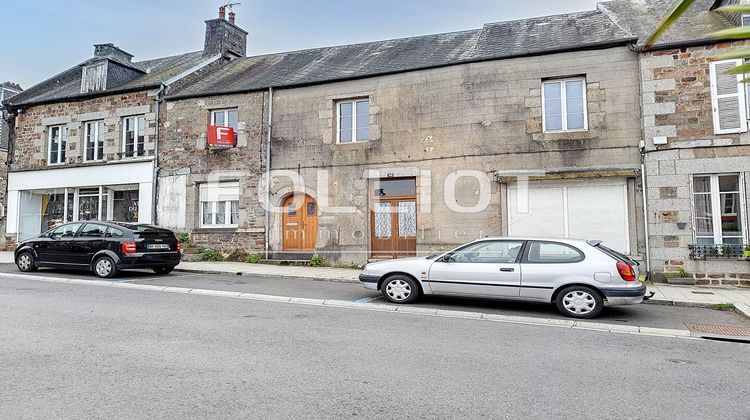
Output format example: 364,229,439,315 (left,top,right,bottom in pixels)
93,256,118,279
16,252,37,272
381,275,420,304
555,285,604,319
153,266,175,275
